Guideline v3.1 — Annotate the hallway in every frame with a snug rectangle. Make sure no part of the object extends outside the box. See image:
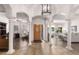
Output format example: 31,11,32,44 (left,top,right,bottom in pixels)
0,38,79,55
